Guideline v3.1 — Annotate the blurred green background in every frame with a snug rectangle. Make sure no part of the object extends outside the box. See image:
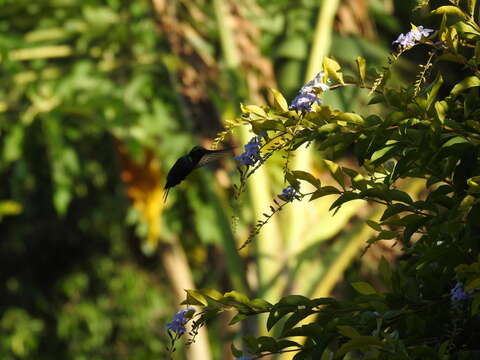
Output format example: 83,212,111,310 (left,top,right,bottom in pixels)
0,0,428,358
